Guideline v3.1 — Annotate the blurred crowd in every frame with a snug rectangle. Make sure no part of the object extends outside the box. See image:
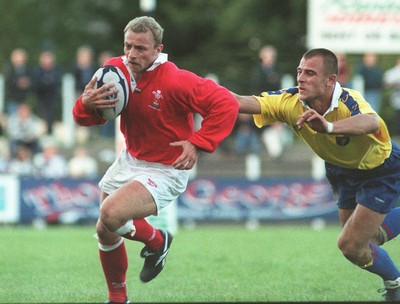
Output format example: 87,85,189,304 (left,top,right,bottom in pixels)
1,45,400,179
0,46,113,178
